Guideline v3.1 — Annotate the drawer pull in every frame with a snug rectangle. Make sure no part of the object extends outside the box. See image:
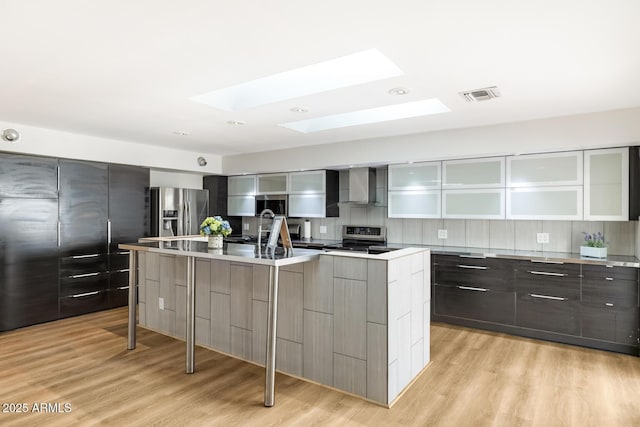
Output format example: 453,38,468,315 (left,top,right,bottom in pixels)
117,269,130,273
457,285,488,292
459,254,486,259
529,271,567,277
116,286,130,290
531,259,564,265
530,293,566,301
457,264,488,270
71,254,100,259
69,272,100,279
71,291,99,298
605,277,614,281
605,302,614,307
